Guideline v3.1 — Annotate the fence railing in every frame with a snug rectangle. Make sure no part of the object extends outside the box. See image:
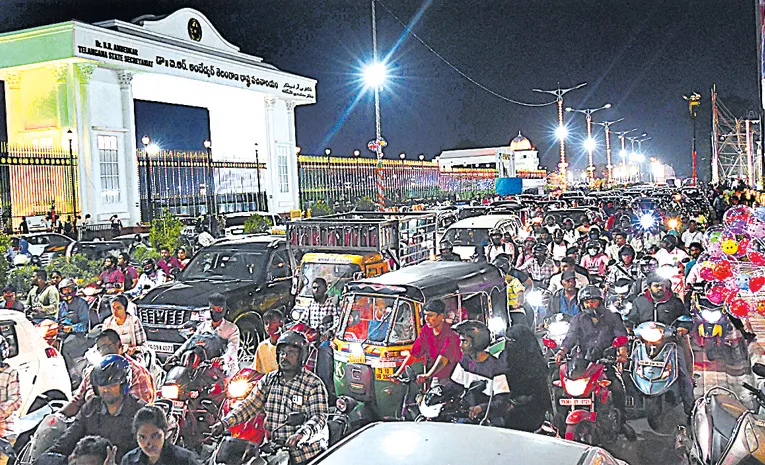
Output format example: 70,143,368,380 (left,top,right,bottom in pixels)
298,155,497,208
